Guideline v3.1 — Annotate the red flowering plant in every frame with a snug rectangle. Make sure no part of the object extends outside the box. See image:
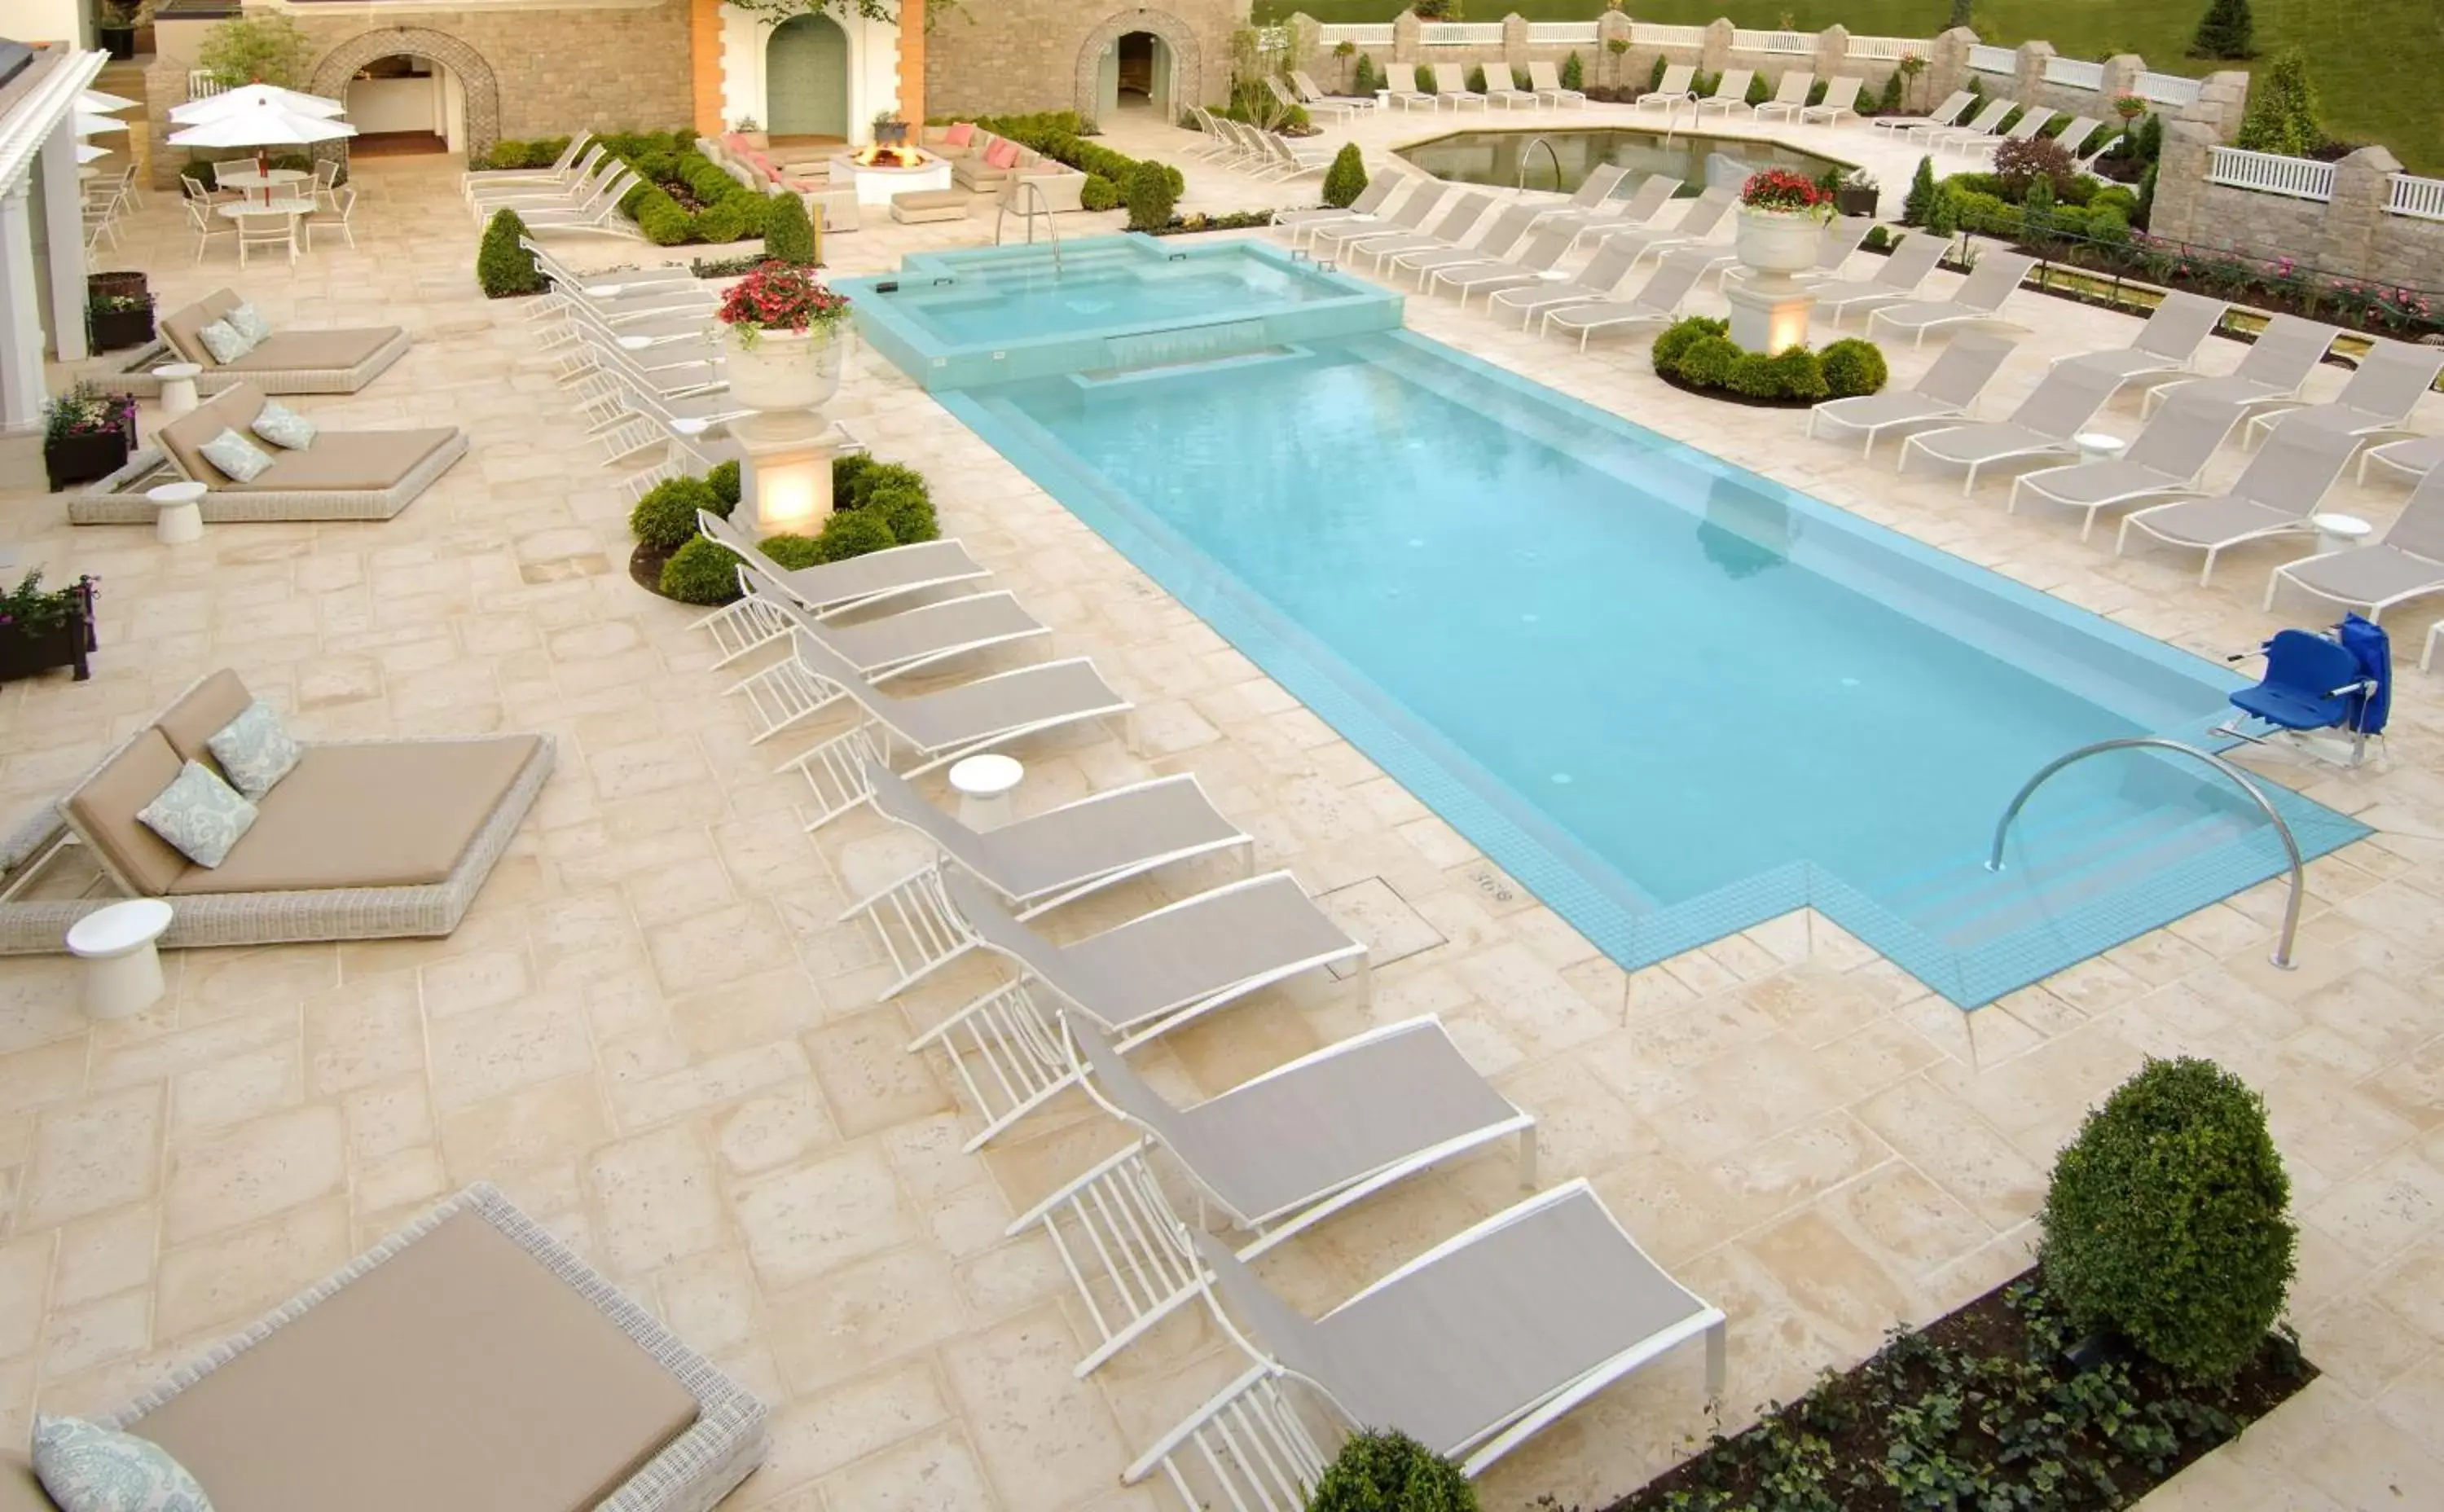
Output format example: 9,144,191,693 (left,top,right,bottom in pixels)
715,262,851,349
1739,167,1835,222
